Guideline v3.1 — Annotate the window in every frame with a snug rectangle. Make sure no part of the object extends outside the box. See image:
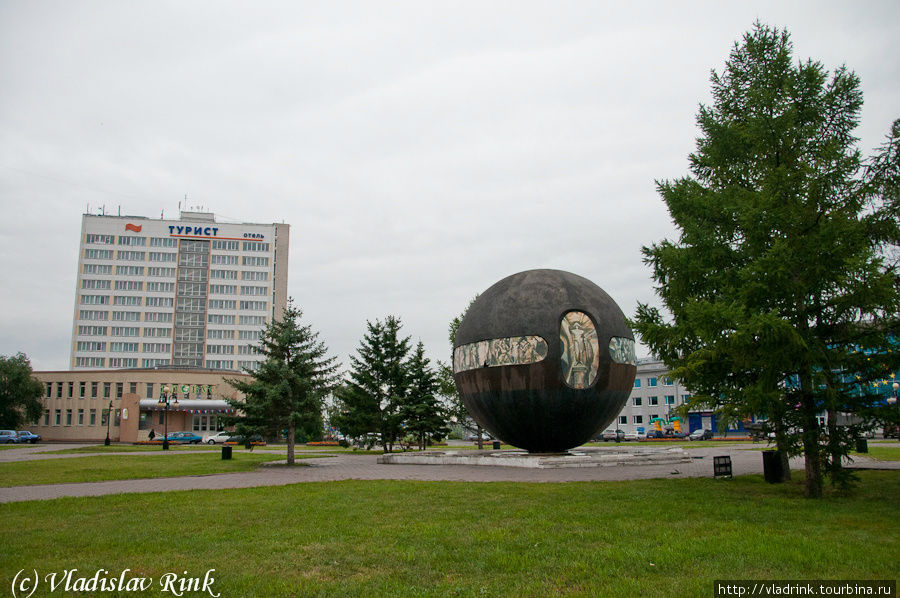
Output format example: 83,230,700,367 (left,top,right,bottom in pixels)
76,341,107,351
115,265,145,276
55,410,61,426
210,269,237,279
68,382,74,397
158,412,165,425
75,357,104,367
85,234,114,244
207,314,235,325
208,299,236,310
79,382,86,398
648,377,658,387
113,296,142,306
618,415,627,425
211,254,238,265
110,342,139,352
44,410,50,426
649,396,659,406
178,268,207,282
240,300,267,311
146,296,174,307
116,251,146,261
116,383,123,398
110,326,139,337
80,295,110,305
206,360,234,370
178,313,206,326
237,330,260,341
209,284,237,295
242,241,270,251
207,329,231,339
151,237,177,247
174,328,204,341
633,415,643,424
91,382,98,398
45,382,52,397
78,409,84,425
90,409,97,425
633,397,642,406
237,360,260,371
212,240,239,251
56,383,62,398
118,236,147,246
109,358,138,368
177,297,206,312
179,252,209,267
178,282,206,297
112,311,141,322
82,279,112,290
115,280,143,291
66,409,73,426
142,342,171,353
147,282,175,293
104,382,110,398
238,345,258,355
207,344,235,355
148,267,176,278
242,270,269,281
148,252,177,262
241,256,269,267
239,315,266,326
145,312,173,323
664,377,674,386
83,264,113,275
633,379,642,388
84,249,114,260
142,358,170,367
146,383,154,398
79,310,109,321
129,382,137,394
77,325,107,336
664,395,675,405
